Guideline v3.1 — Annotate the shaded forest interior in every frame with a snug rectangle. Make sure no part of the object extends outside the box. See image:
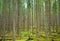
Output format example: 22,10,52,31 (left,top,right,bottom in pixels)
0,0,60,41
